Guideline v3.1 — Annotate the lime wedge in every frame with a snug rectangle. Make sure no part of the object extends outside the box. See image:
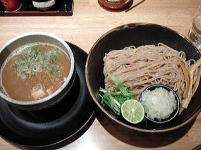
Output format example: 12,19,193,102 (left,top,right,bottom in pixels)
121,99,145,124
